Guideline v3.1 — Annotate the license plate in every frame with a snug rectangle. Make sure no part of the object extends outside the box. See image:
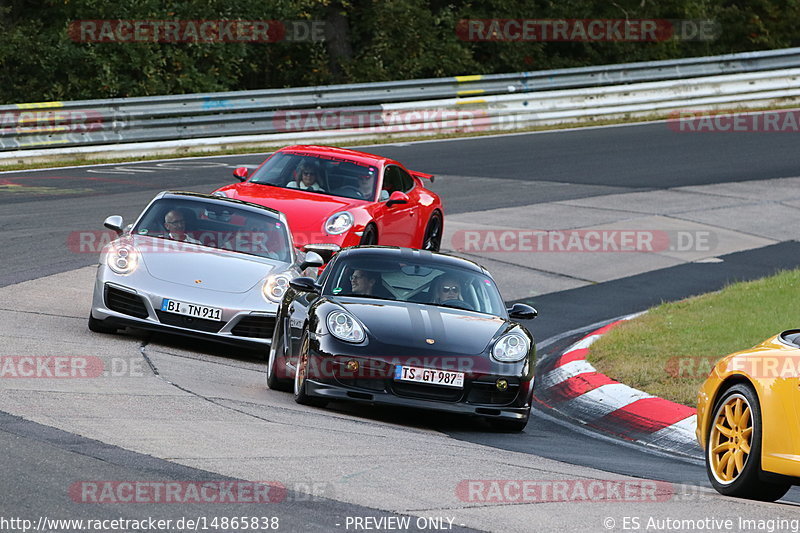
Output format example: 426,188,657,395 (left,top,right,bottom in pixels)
393,365,464,388
160,298,222,321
